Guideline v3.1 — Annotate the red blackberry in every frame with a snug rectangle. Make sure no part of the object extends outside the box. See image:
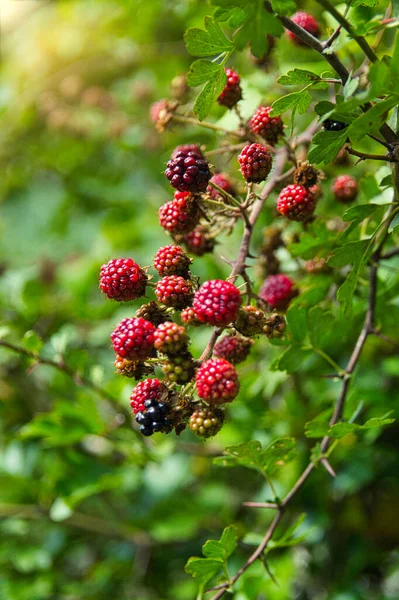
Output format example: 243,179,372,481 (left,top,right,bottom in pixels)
159,192,200,235
130,378,168,414
163,353,195,384
259,274,296,310
287,12,320,47
155,275,194,309
214,335,253,364
111,317,156,360
248,106,283,145
207,173,236,200
150,99,168,123
181,306,203,326
238,143,273,183
193,280,242,327
263,314,287,339
171,144,203,159
154,245,191,277
154,321,189,355
189,406,224,438
196,358,239,404
183,225,215,256
165,150,212,193
277,184,316,221
332,175,359,203
217,68,242,109
136,301,168,326
100,258,147,301
234,305,267,336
